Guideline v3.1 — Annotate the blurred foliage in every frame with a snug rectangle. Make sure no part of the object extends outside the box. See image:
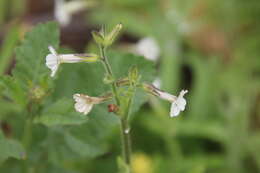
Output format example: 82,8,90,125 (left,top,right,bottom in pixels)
0,0,259,173
89,0,260,173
